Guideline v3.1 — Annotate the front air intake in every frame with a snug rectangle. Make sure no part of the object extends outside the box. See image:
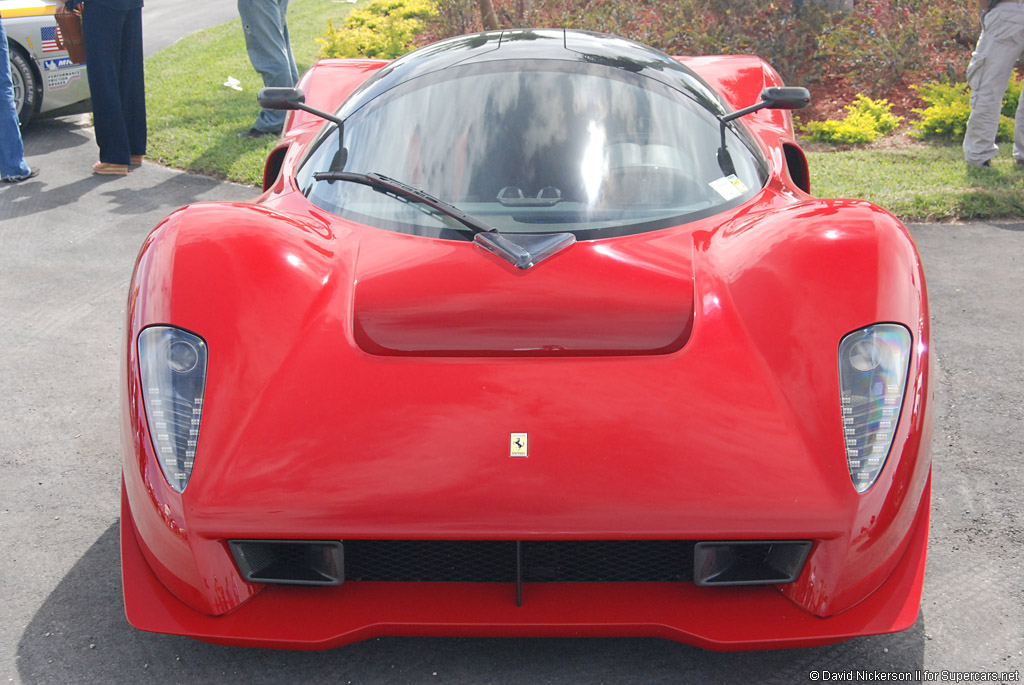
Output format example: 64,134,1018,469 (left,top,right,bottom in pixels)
227,539,813,589
693,540,812,586
229,540,344,586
